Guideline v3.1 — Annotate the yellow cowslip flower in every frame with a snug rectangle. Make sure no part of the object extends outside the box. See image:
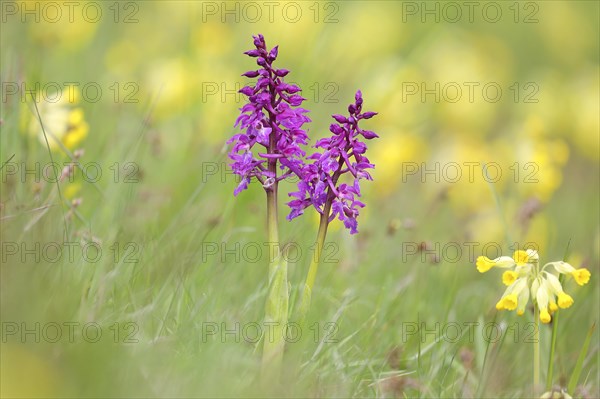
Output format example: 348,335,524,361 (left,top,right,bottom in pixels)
543,272,574,309
496,277,527,311
536,283,552,324
496,294,518,311
550,261,592,285
476,248,538,273
476,255,515,273
502,270,518,286
540,311,552,324
516,283,530,316
28,87,89,152
513,249,538,266
476,249,591,323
